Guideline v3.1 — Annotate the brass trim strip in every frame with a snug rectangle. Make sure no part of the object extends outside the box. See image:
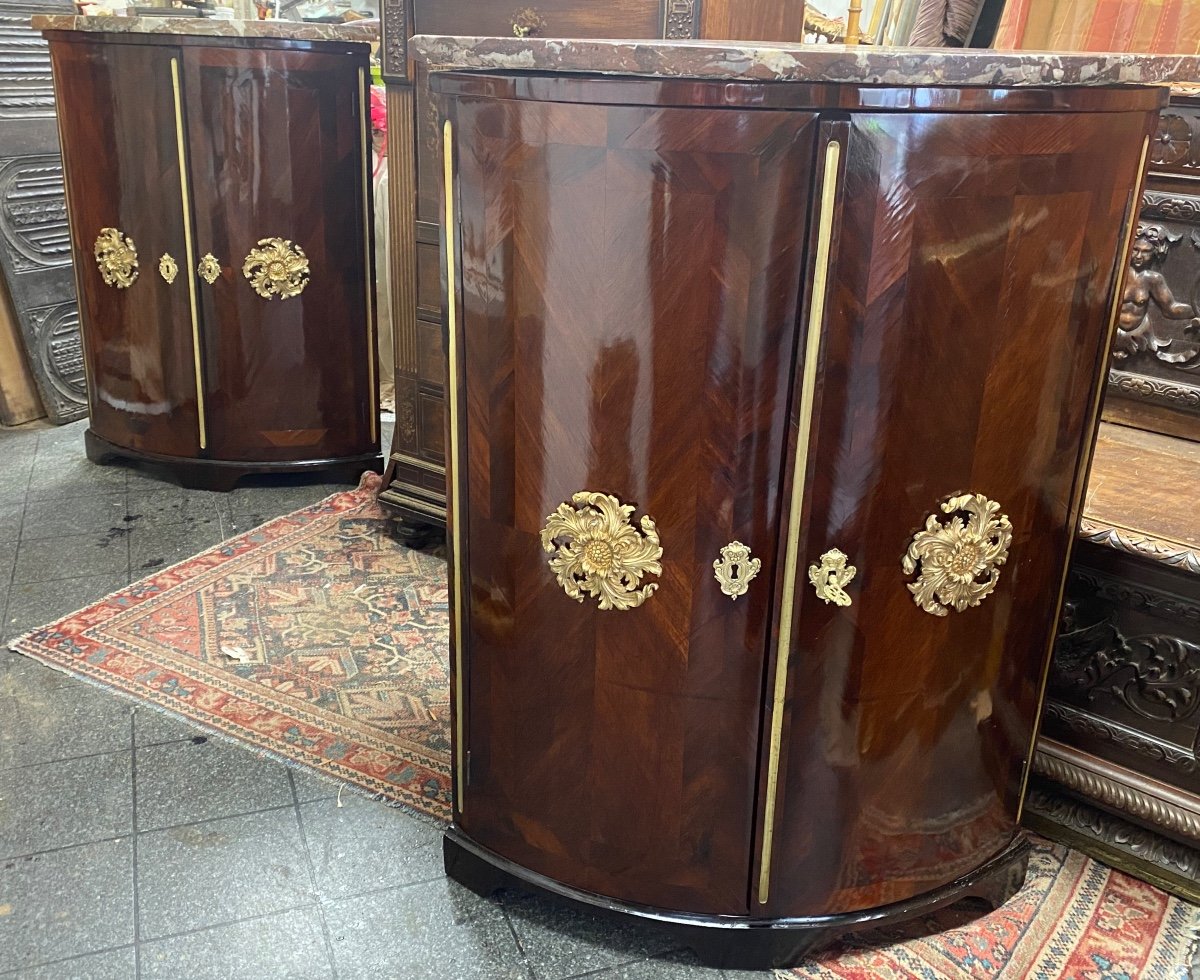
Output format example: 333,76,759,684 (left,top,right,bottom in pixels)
444,117,466,812
171,57,207,450
757,138,842,905
1015,134,1151,823
360,67,378,443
